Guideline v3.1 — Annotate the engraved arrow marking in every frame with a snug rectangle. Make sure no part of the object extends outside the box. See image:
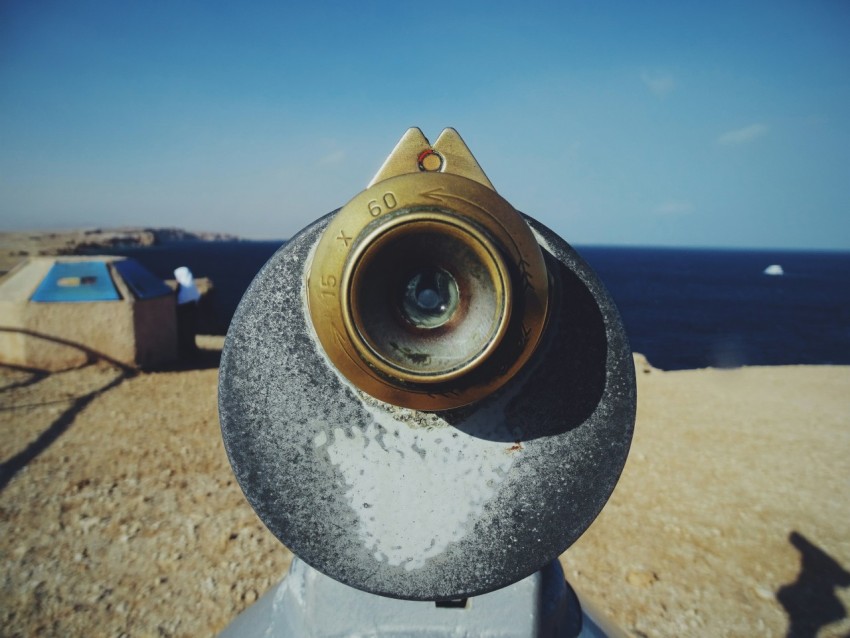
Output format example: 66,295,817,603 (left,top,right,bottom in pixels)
331,324,362,368
421,189,487,218
421,187,449,203
517,258,535,292
519,323,531,349
423,188,536,293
